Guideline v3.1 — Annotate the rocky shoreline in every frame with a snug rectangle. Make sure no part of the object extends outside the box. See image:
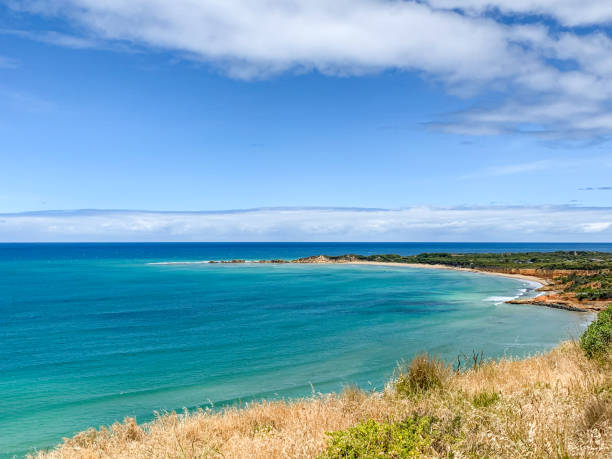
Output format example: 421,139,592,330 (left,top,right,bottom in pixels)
505,296,593,312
